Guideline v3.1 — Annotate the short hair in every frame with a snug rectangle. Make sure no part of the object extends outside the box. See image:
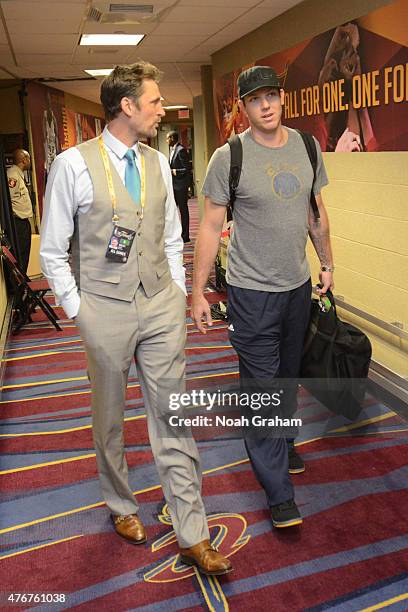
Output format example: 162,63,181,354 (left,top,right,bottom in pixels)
100,61,163,121
167,130,178,140
13,149,30,164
